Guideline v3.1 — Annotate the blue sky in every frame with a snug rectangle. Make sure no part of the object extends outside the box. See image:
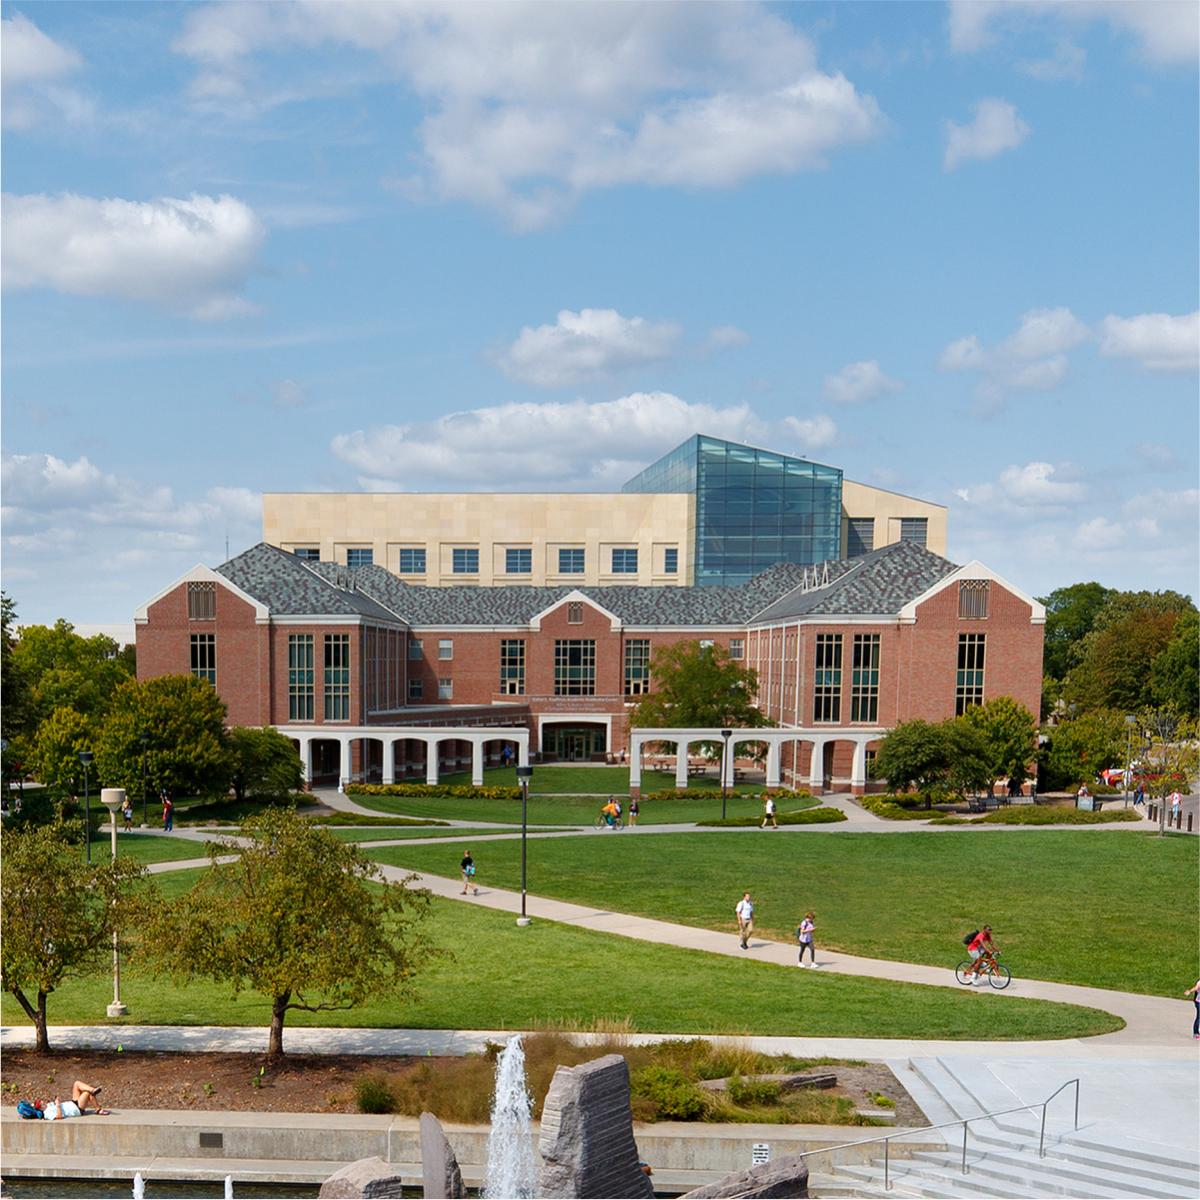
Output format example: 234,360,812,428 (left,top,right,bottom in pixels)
3,0,1197,631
